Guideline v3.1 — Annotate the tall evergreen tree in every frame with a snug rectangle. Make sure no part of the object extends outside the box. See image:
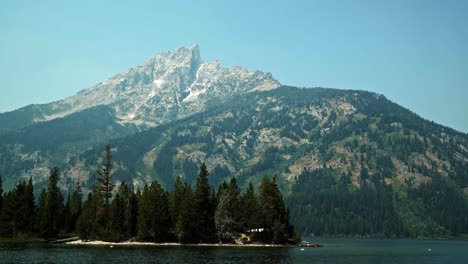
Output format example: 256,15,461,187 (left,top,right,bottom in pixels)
214,177,241,241
76,192,98,240
227,177,241,231
106,182,137,241
193,162,216,243
170,176,183,234
174,182,195,243
63,193,71,233
217,181,229,200
0,189,19,237
25,177,35,233
240,182,260,230
39,167,64,239
96,144,115,222
0,179,35,237
138,181,170,242
109,192,126,241
68,180,83,232
35,188,47,236
258,176,289,244
126,186,138,237
215,191,234,243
